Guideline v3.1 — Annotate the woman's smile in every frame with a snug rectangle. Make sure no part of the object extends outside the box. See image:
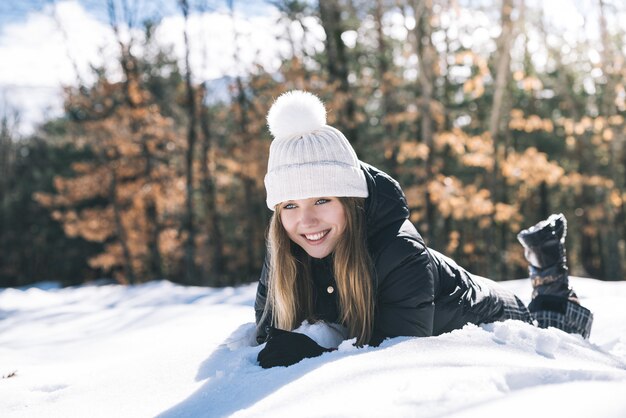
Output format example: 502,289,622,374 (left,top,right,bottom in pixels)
303,229,330,242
